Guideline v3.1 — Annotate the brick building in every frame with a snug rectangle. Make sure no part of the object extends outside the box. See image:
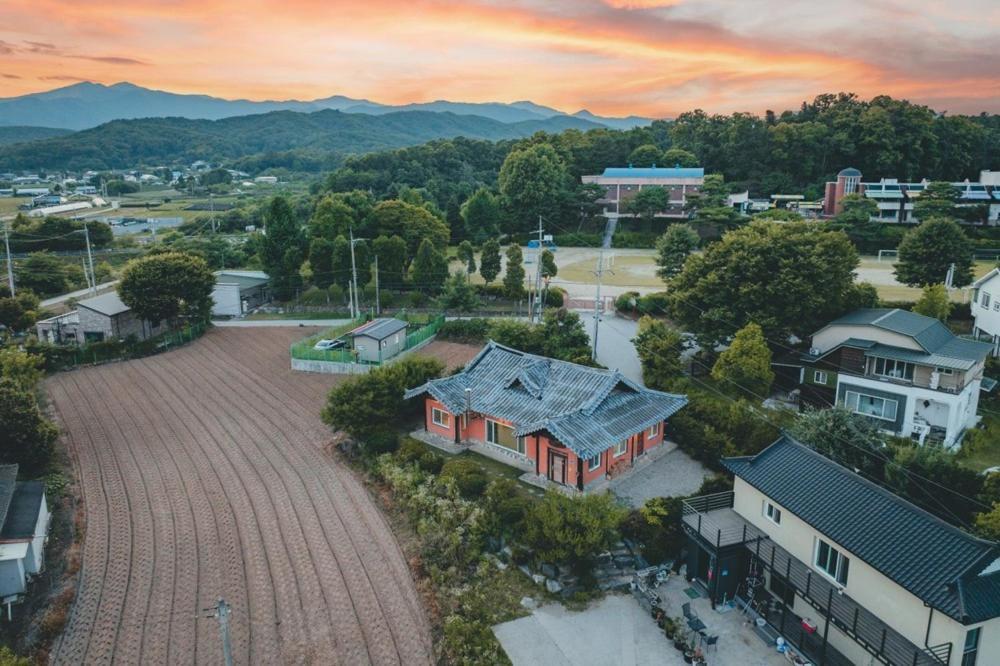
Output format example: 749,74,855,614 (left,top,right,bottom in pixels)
581,165,705,219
